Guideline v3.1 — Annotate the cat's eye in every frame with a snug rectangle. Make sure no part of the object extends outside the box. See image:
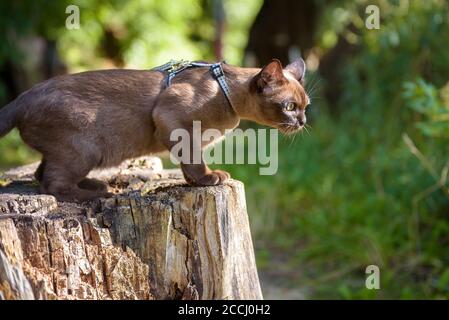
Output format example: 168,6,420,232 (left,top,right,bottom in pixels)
284,102,296,111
